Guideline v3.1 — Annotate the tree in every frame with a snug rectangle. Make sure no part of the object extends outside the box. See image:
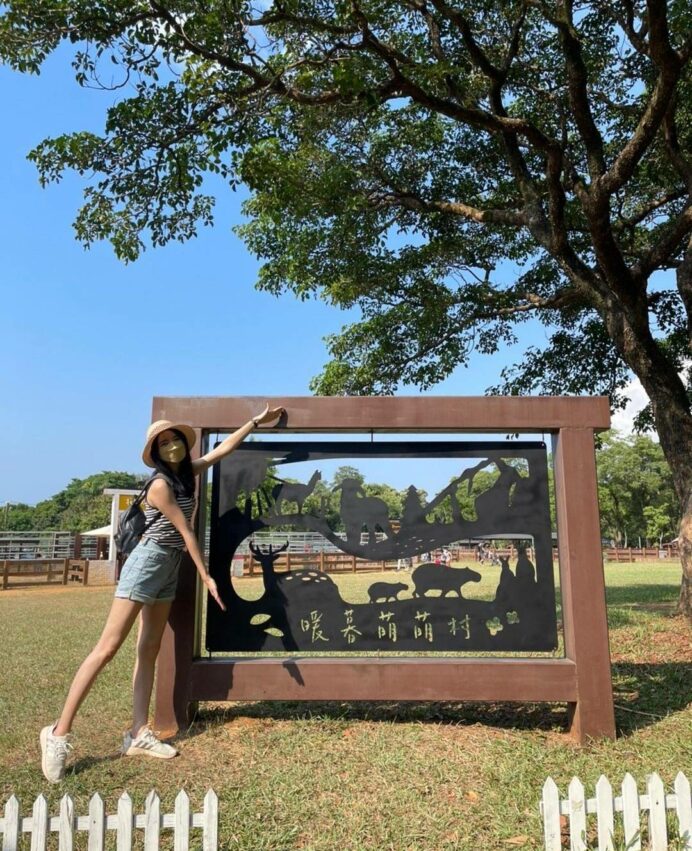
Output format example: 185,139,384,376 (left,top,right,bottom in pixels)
643,505,673,547
0,1,690,614
10,472,146,532
596,432,678,545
